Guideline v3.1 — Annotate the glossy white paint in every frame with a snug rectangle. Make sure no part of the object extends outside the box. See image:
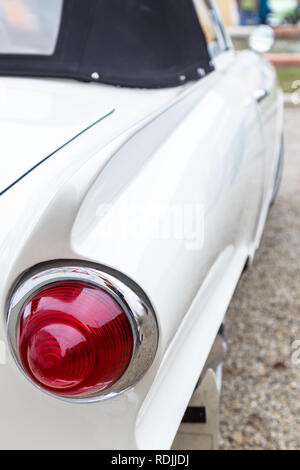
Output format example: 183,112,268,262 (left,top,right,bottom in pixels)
0,78,115,194
0,48,282,448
